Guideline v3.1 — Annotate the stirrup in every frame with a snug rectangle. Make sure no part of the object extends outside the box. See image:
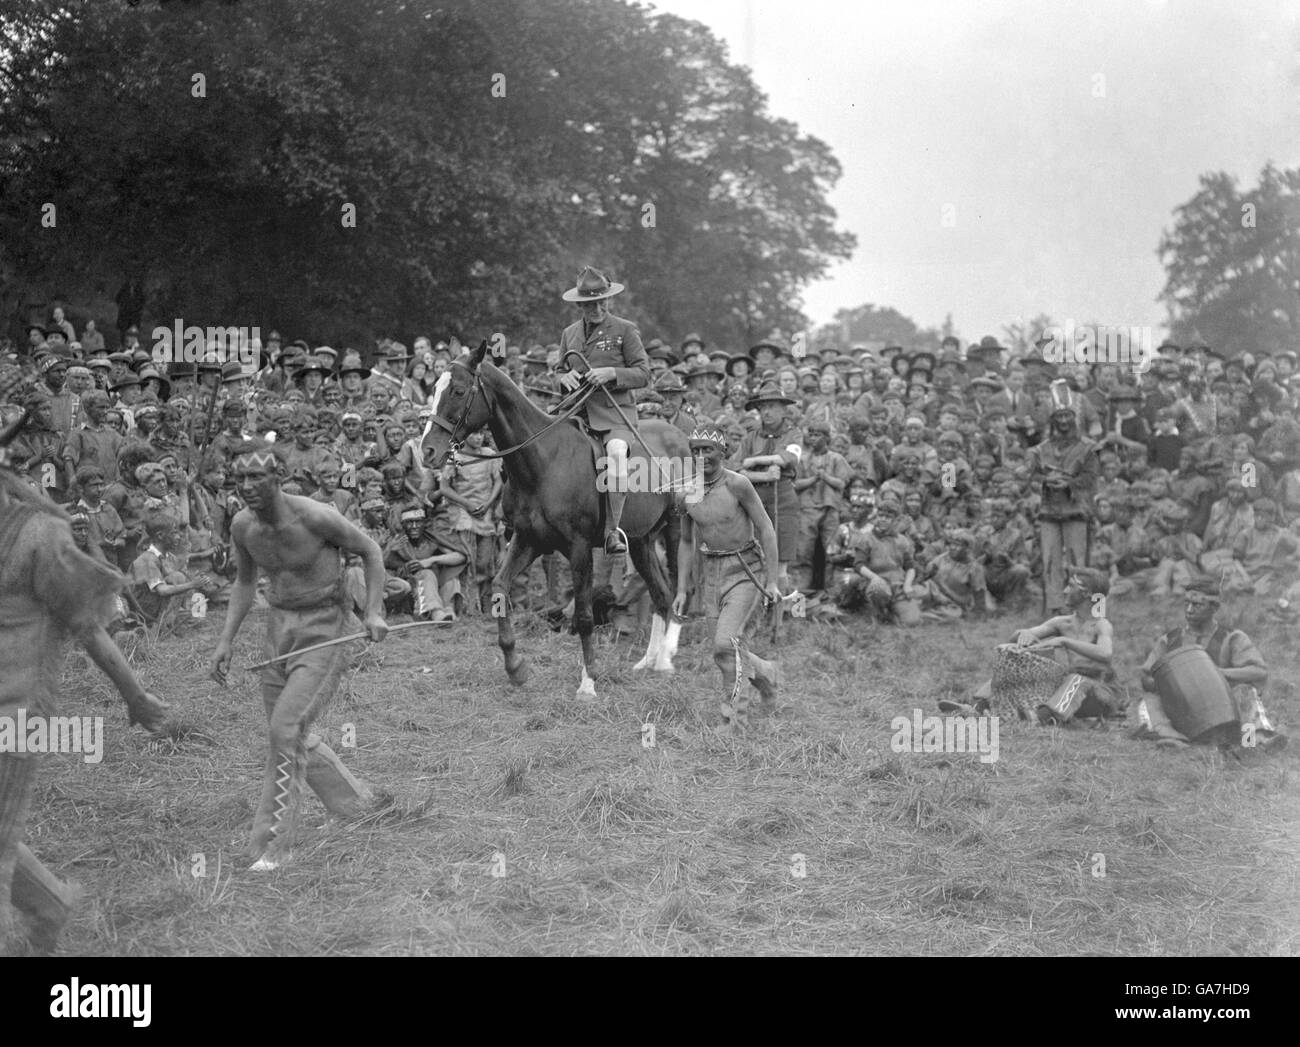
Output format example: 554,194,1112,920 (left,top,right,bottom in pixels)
604,527,628,555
